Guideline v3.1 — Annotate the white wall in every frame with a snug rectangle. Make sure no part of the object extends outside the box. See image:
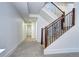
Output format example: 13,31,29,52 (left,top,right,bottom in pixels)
36,15,49,42
0,3,24,56
75,3,79,28
31,21,37,39
22,22,27,40
66,4,74,14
